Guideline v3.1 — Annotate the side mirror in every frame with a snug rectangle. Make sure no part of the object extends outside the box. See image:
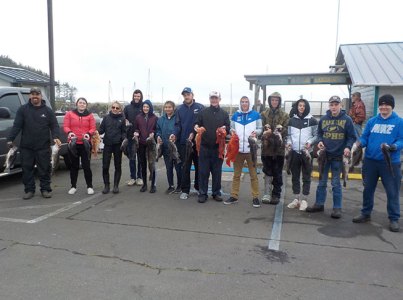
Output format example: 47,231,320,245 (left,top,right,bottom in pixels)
0,107,11,119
